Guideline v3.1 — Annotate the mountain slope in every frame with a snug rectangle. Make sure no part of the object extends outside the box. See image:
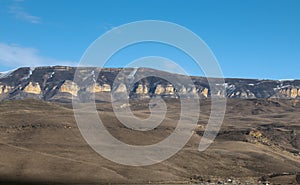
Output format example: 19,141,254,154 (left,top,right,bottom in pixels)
0,66,299,102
